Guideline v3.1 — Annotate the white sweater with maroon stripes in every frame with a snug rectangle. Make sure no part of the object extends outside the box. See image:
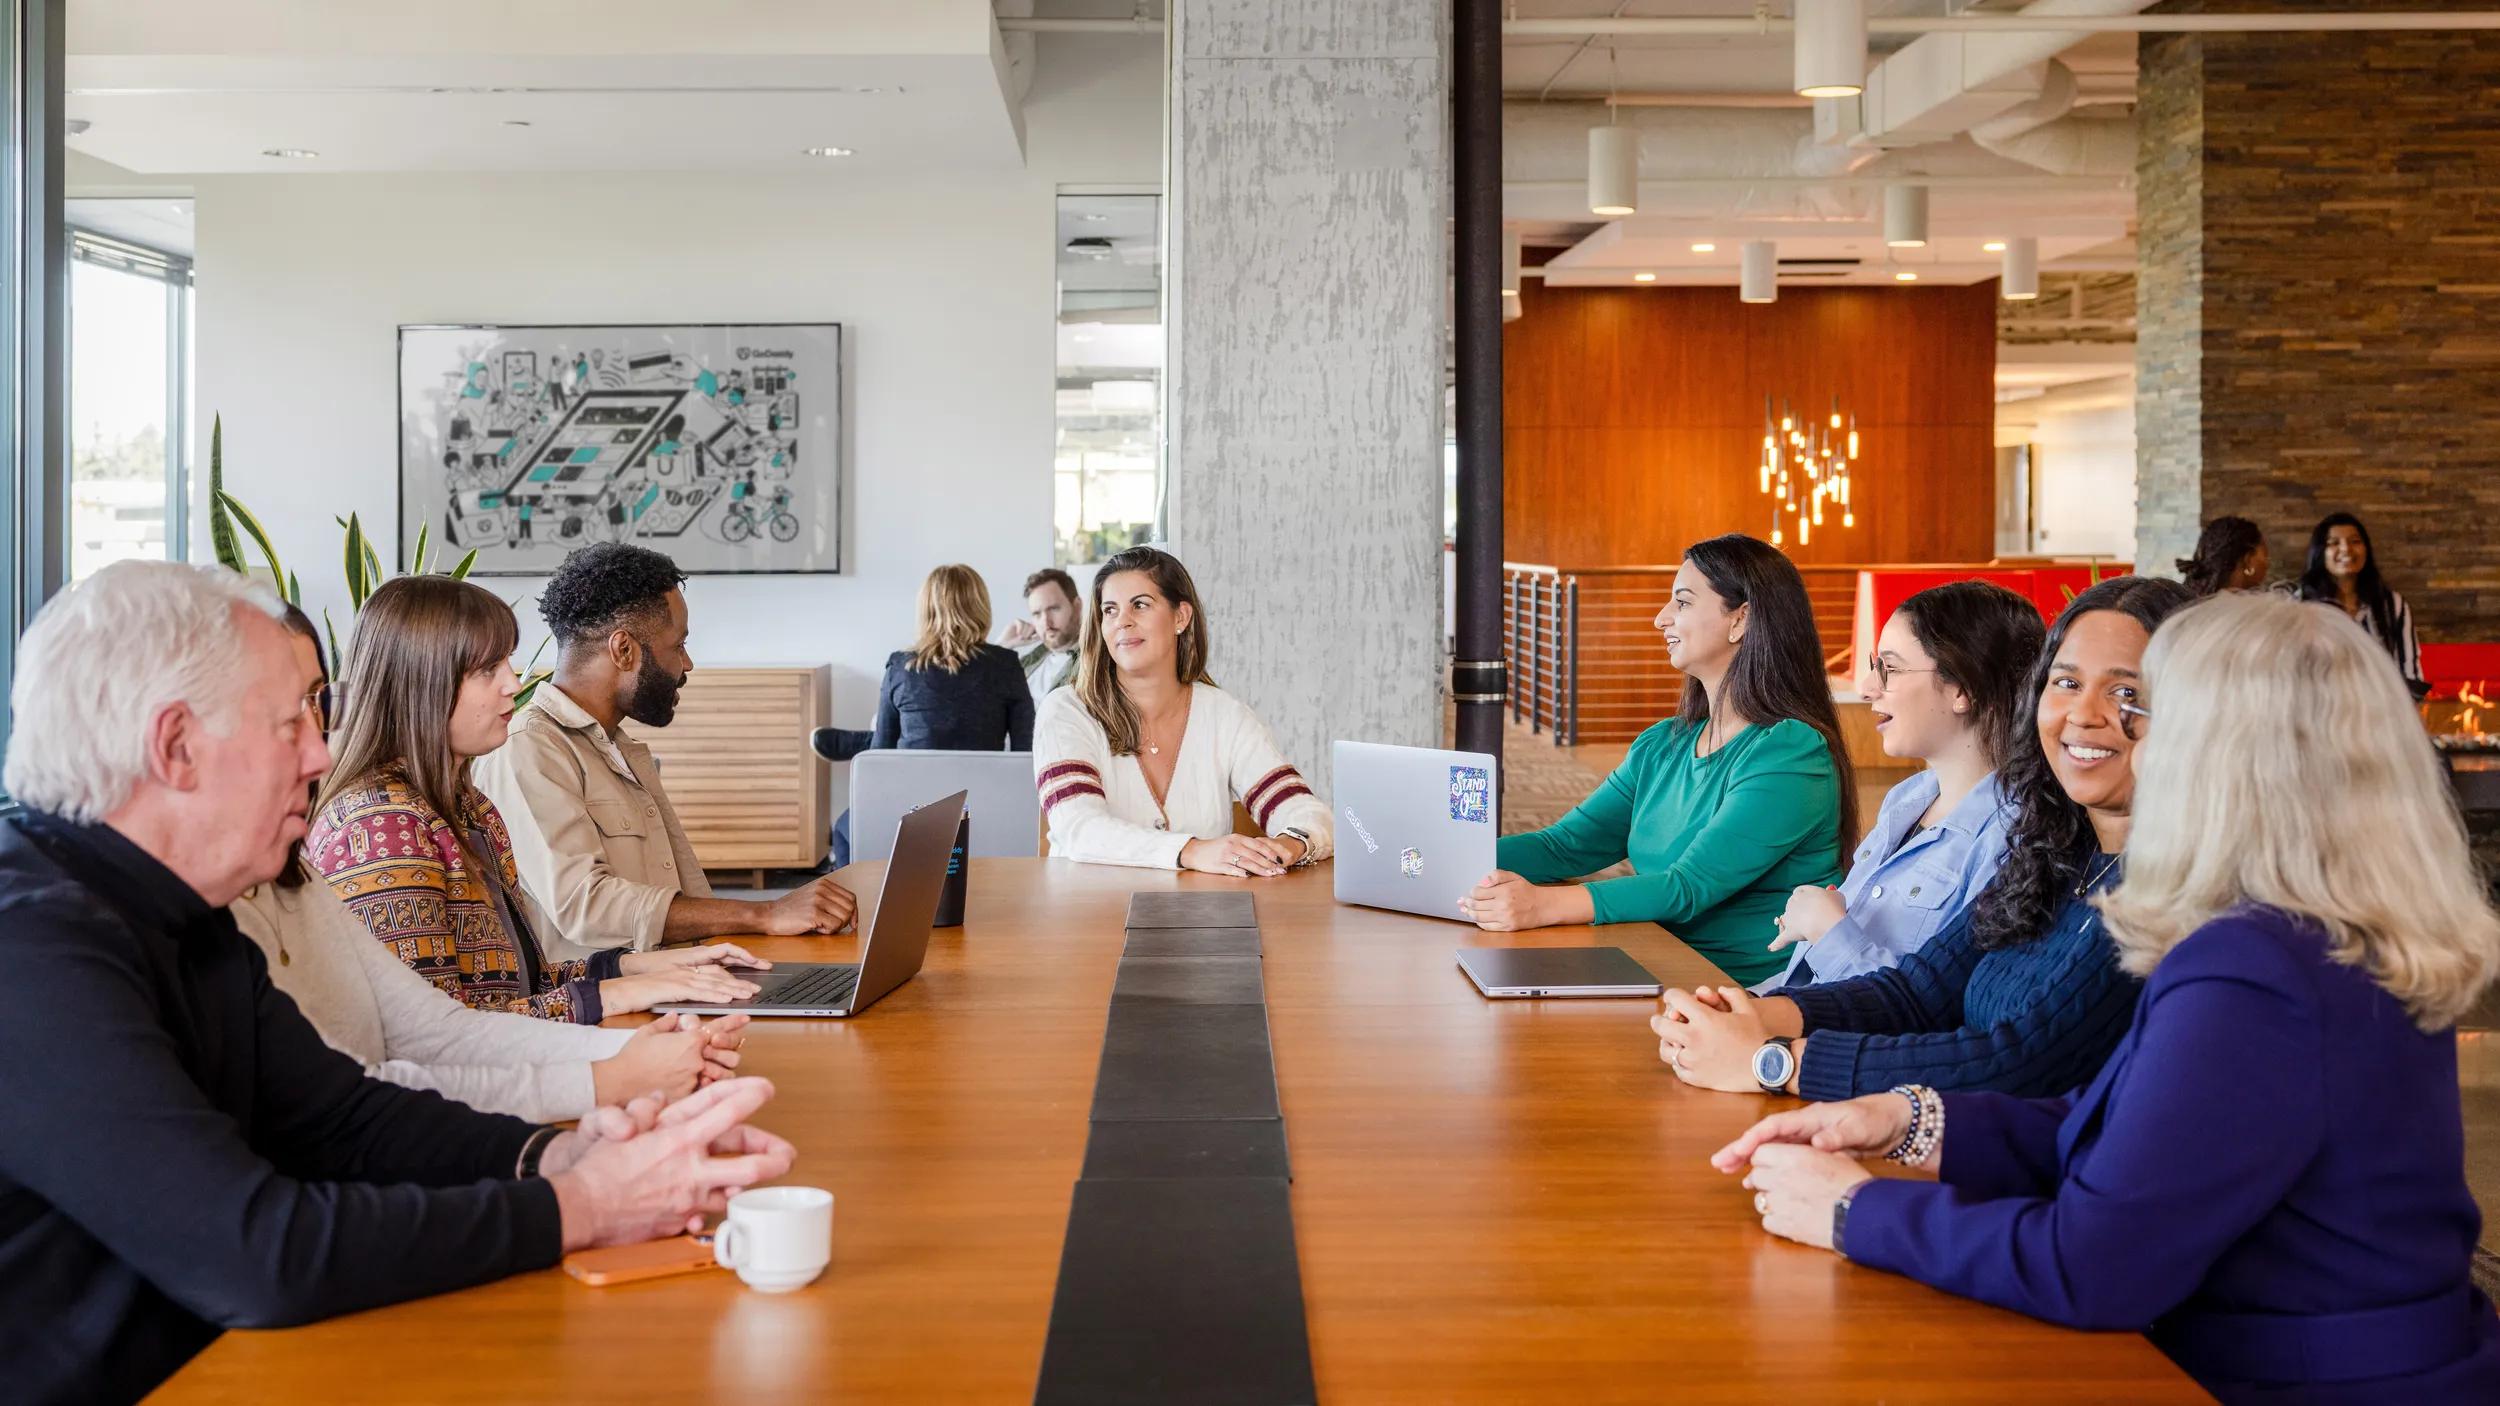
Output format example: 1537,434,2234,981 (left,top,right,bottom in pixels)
1033,682,1334,870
